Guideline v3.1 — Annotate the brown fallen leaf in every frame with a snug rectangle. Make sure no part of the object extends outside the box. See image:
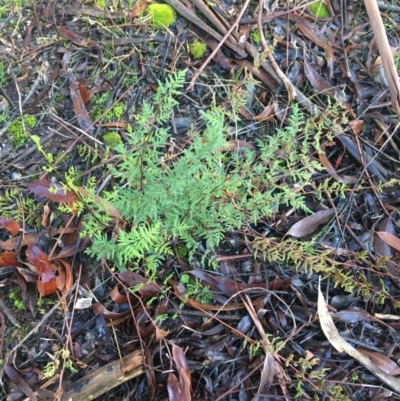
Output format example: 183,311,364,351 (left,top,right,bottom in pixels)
253,103,276,122
172,344,192,401
26,245,57,296
376,231,400,252
374,217,397,273
318,277,400,393
0,251,19,267
0,216,19,235
356,348,400,376
319,141,358,184
287,209,335,237
68,69,95,133
304,58,344,100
